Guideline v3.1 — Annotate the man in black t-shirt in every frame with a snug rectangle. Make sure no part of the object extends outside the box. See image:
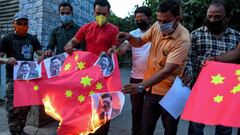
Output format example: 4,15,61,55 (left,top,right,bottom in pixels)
0,12,43,135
